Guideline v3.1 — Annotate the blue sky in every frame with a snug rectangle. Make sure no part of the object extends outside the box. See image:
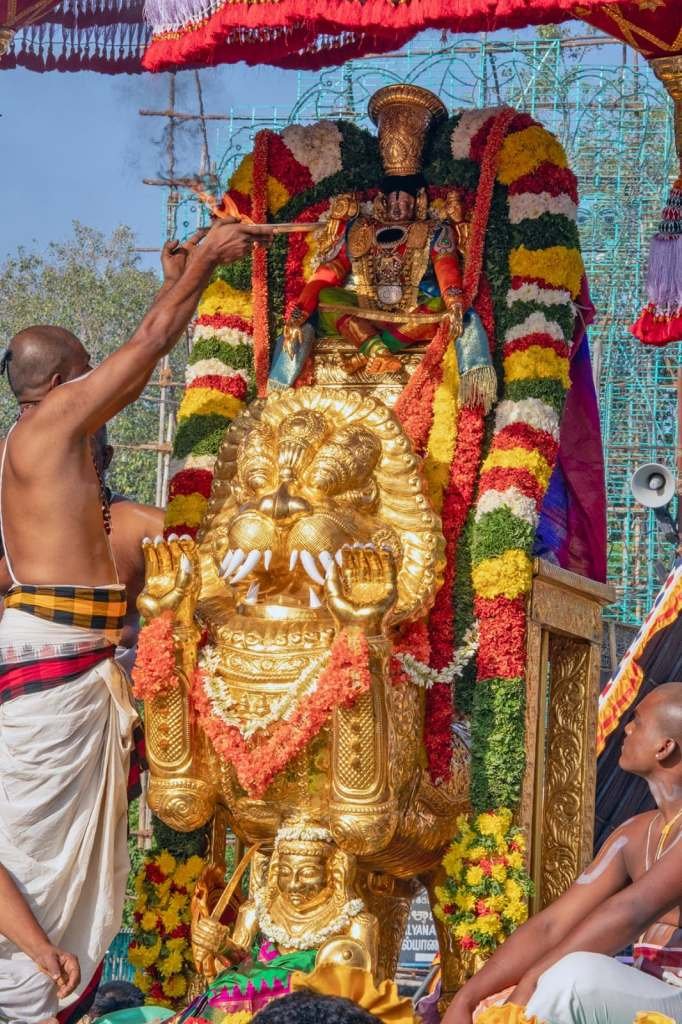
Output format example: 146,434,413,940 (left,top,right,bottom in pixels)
0,63,306,269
